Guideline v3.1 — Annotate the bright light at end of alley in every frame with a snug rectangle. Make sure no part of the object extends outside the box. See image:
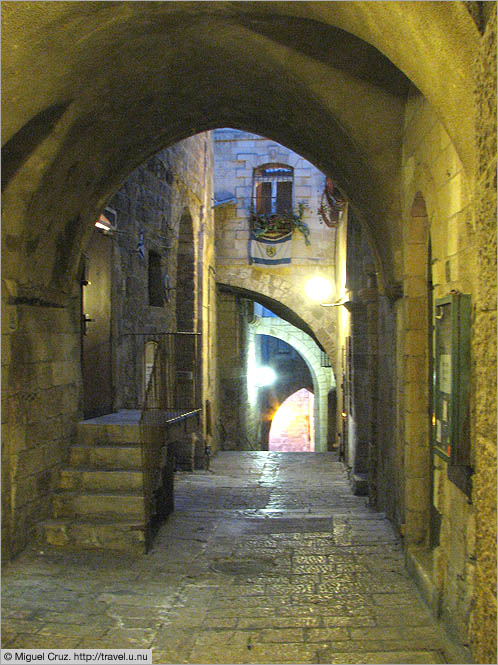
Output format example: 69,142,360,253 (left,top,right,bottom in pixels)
253,366,277,387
